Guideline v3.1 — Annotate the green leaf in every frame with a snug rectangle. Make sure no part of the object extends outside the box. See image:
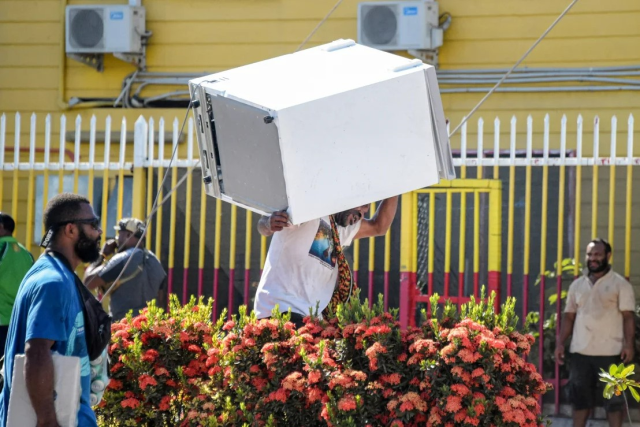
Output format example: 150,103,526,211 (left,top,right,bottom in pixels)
603,383,615,400
630,386,640,403
547,292,567,305
610,364,618,376
621,364,635,378
599,369,615,382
